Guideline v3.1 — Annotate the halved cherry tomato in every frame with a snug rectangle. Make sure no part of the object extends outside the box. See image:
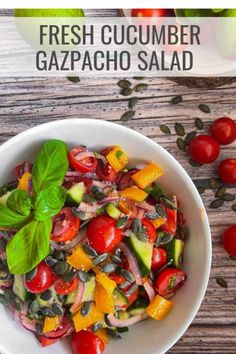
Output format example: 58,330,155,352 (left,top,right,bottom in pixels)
161,196,177,235
218,159,236,185
151,247,167,271
54,276,78,295
72,330,105,354
131,9,167,17
154,268,186,297
109,273,125,285
87,215,123,254
222,225,236,257
188,135,220,164
118,199,138,219
69,146,97,173
35,334,59,347
122,283,139,308
24,261,54,294
51,207,80,243
117,169,139,191
141,218,157,243
96,159,118,182
211,117,236,145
